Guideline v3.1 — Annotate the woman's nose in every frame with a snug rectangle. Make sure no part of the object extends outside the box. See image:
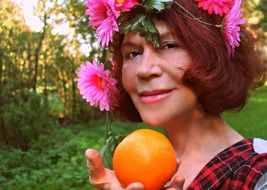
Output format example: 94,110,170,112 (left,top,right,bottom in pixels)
136,50,163,79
